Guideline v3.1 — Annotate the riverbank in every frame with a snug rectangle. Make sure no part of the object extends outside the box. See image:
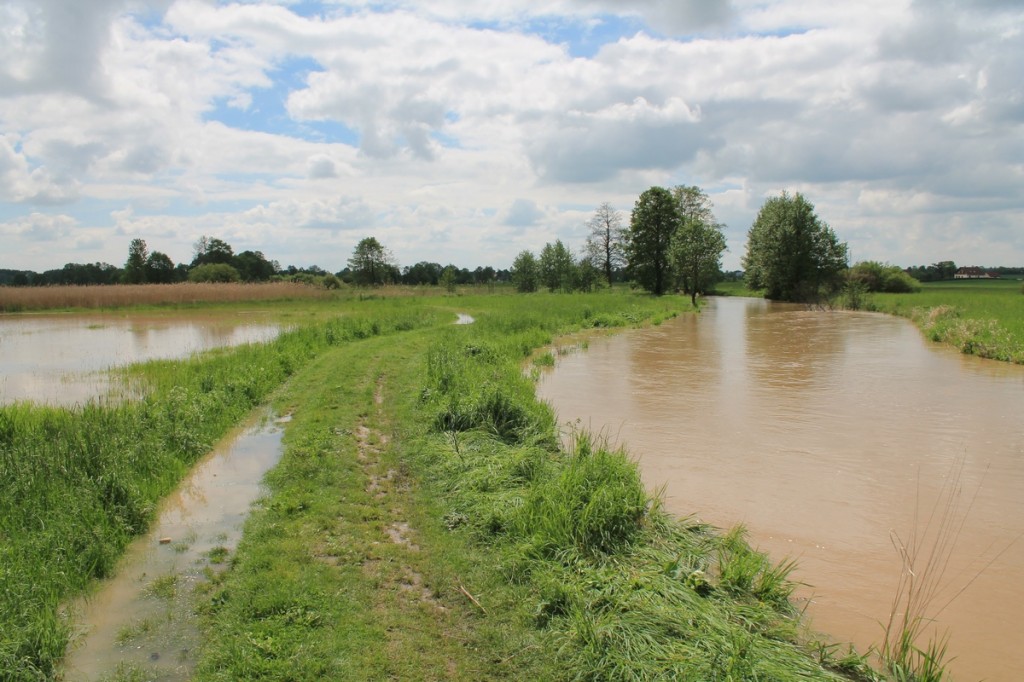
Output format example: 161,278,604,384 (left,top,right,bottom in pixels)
716,278,1024,364
870,279,1024,364
6,291,897,680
